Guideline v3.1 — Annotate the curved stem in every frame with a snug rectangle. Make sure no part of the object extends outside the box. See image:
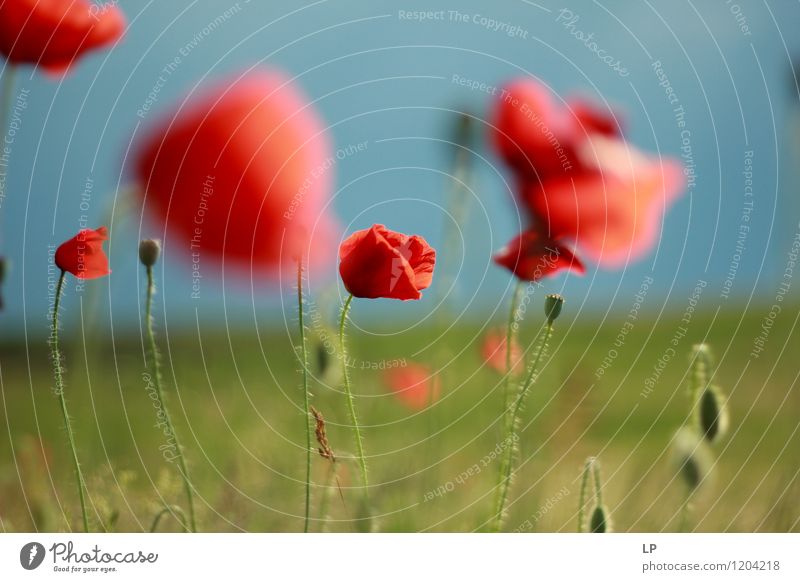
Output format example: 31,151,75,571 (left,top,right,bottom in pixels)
51,270,90,532
0,65,16,151
296,259,312,533
149,505,188,533
338,294,369,496
491,320,553,533
145,265,197,532
577,458,593,533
